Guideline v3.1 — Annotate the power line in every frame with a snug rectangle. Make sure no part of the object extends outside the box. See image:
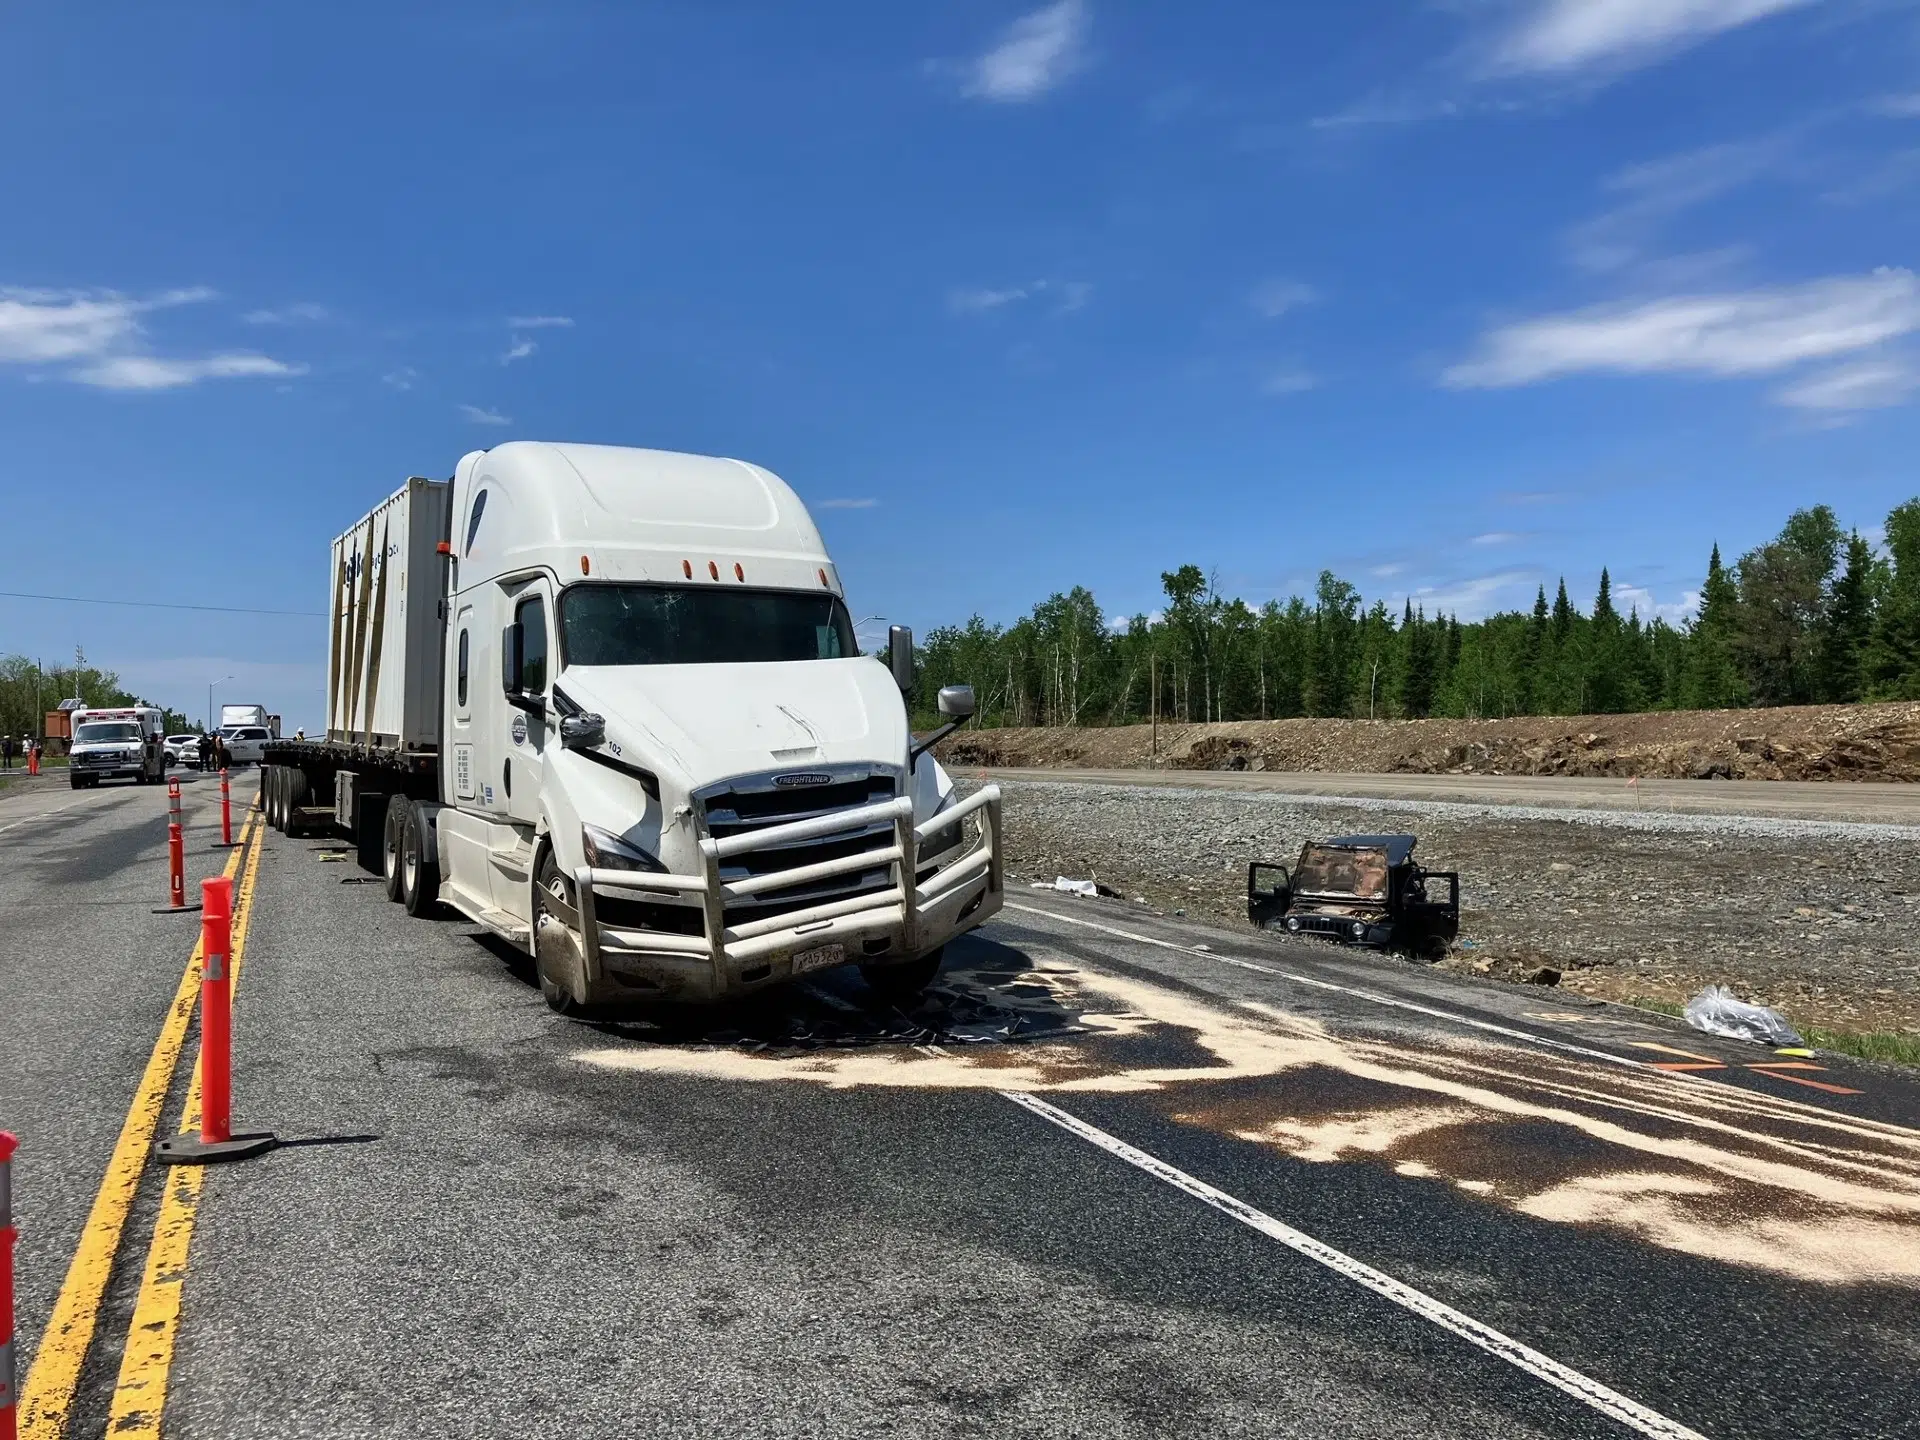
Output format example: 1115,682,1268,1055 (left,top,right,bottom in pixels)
0,590,324,618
